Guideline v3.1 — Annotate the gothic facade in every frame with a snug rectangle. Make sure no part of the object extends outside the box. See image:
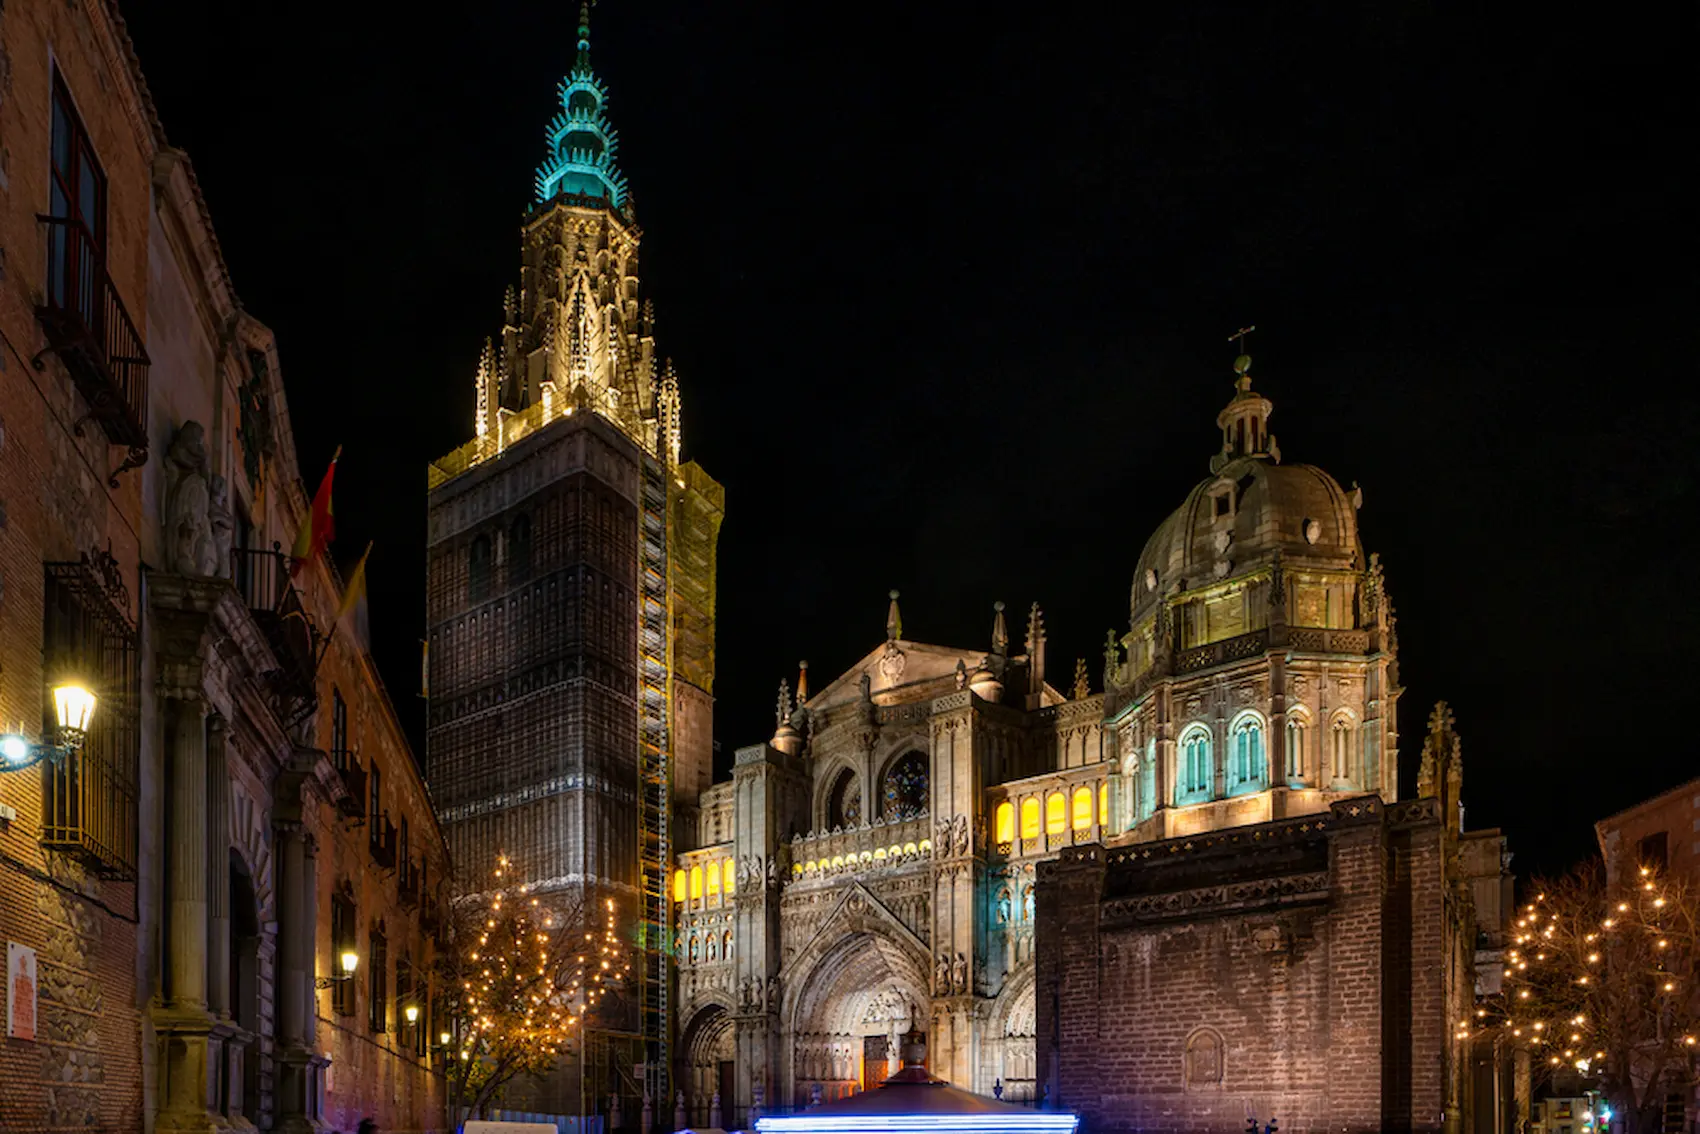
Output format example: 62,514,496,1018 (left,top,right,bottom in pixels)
670,361,1504,1131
